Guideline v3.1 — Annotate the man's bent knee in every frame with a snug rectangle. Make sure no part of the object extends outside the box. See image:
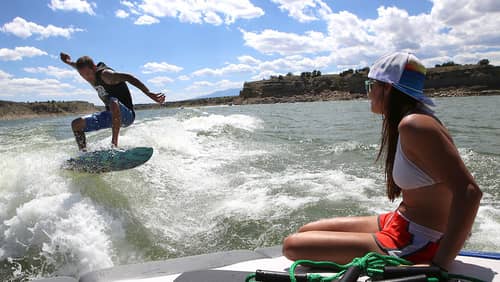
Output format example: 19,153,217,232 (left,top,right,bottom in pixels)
72,118,85,132
110,99,120,112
